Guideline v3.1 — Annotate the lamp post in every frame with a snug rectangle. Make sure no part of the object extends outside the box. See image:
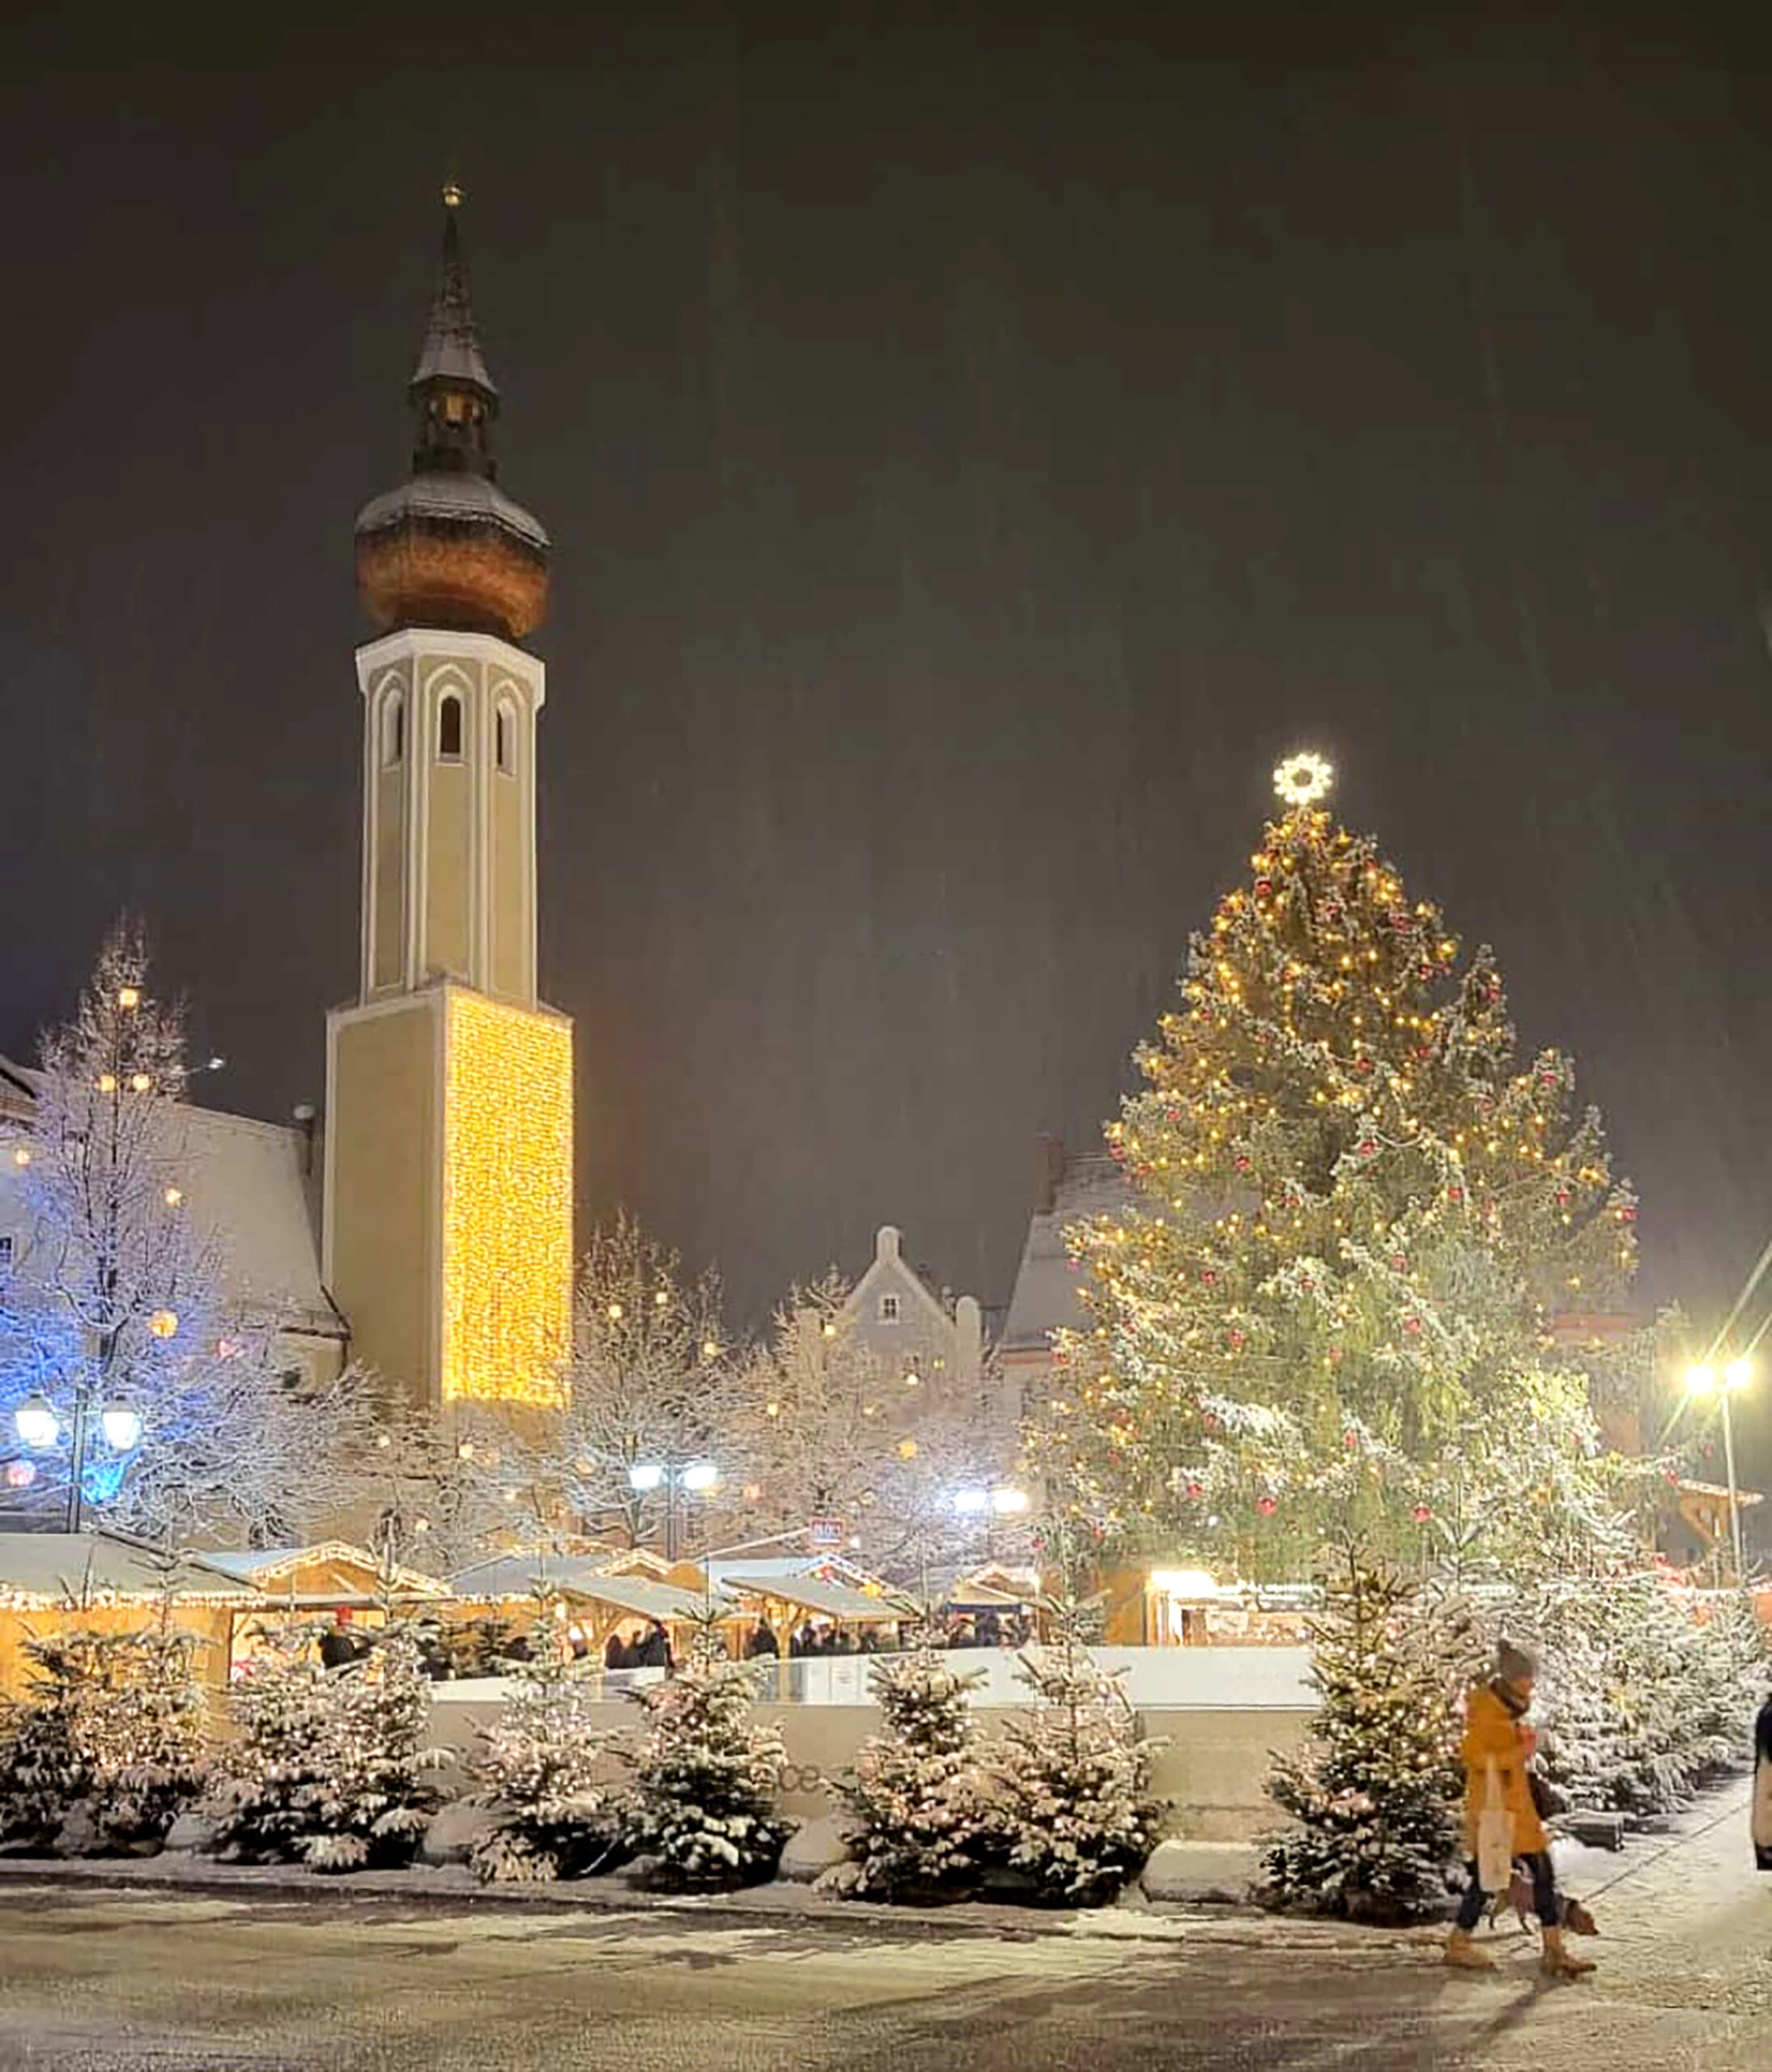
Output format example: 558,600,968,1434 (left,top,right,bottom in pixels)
629,1459,719,1563
13,1391,144,1534
1685,1360,1752,1583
